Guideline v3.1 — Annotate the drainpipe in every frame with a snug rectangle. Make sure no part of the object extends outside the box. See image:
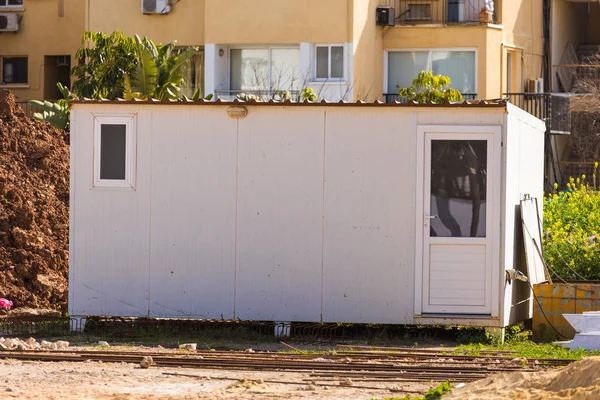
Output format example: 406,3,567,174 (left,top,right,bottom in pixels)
543,0,551,92
587,1,591,45
84,0,89,32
